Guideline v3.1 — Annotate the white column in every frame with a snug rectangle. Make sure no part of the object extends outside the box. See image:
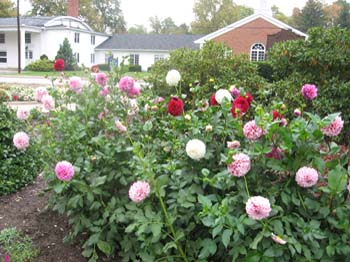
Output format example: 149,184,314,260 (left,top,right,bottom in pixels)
20,29,26,69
